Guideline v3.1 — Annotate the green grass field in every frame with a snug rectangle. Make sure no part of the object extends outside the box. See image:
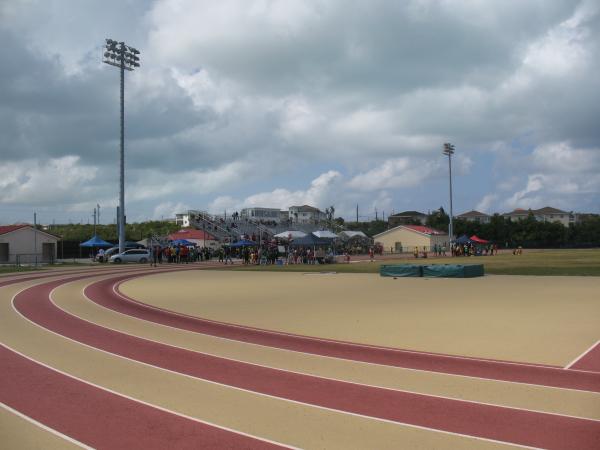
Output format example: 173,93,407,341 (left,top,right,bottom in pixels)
230,249,600,276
